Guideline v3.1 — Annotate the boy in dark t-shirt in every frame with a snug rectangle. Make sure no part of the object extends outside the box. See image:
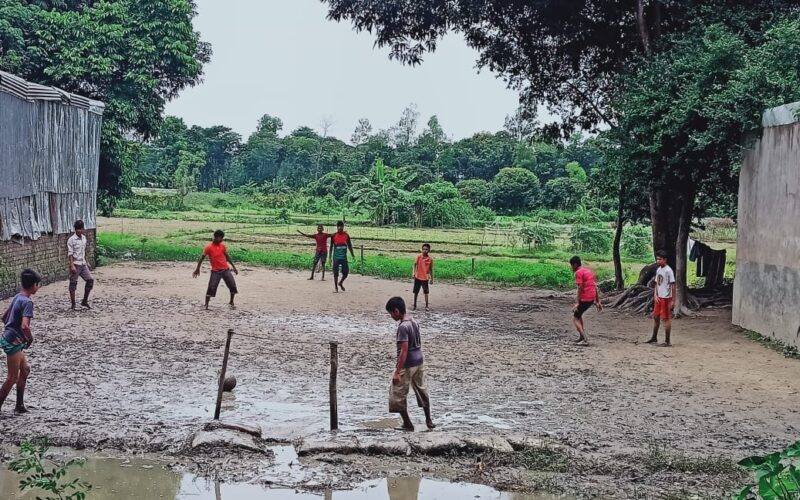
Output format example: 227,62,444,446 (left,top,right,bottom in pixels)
0,269,41,414
385,296,435,431
330,221,355,292
298,225,331,280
